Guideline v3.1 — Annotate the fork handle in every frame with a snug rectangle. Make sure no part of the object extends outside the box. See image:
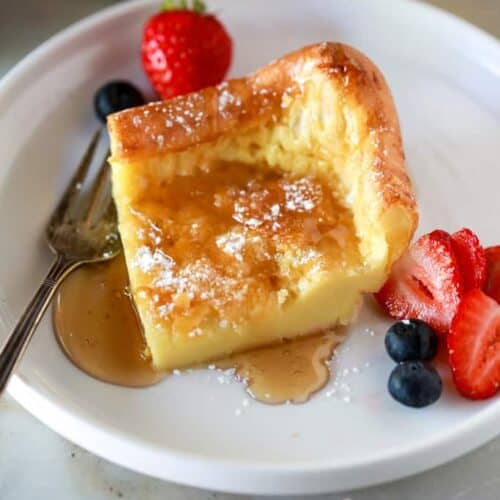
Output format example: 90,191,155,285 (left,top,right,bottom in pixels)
0,256,78,394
